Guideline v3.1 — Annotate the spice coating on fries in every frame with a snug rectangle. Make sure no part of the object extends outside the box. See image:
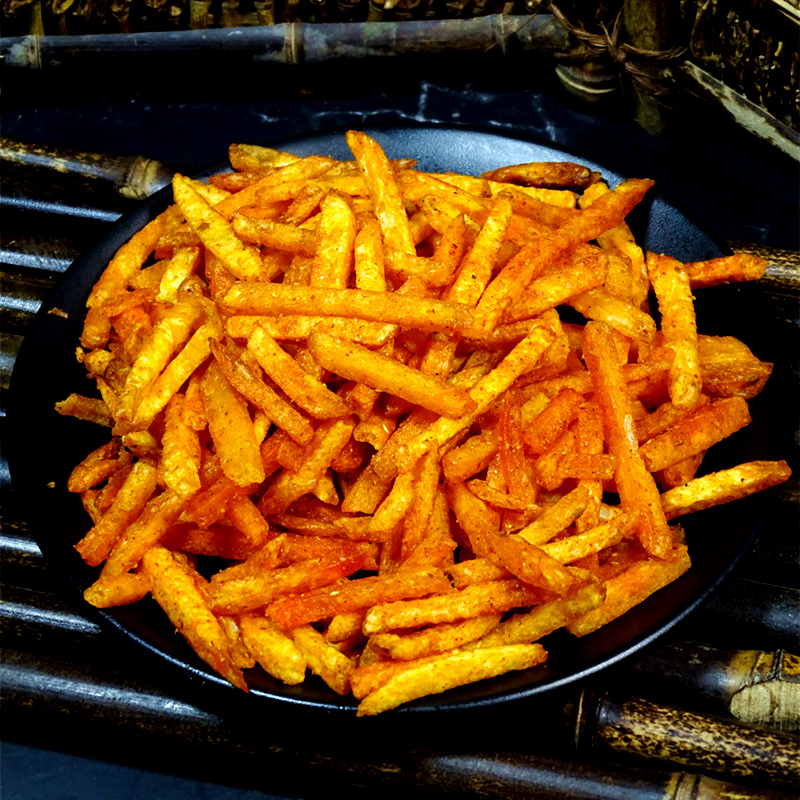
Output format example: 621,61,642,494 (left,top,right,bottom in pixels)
58,131,790,715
